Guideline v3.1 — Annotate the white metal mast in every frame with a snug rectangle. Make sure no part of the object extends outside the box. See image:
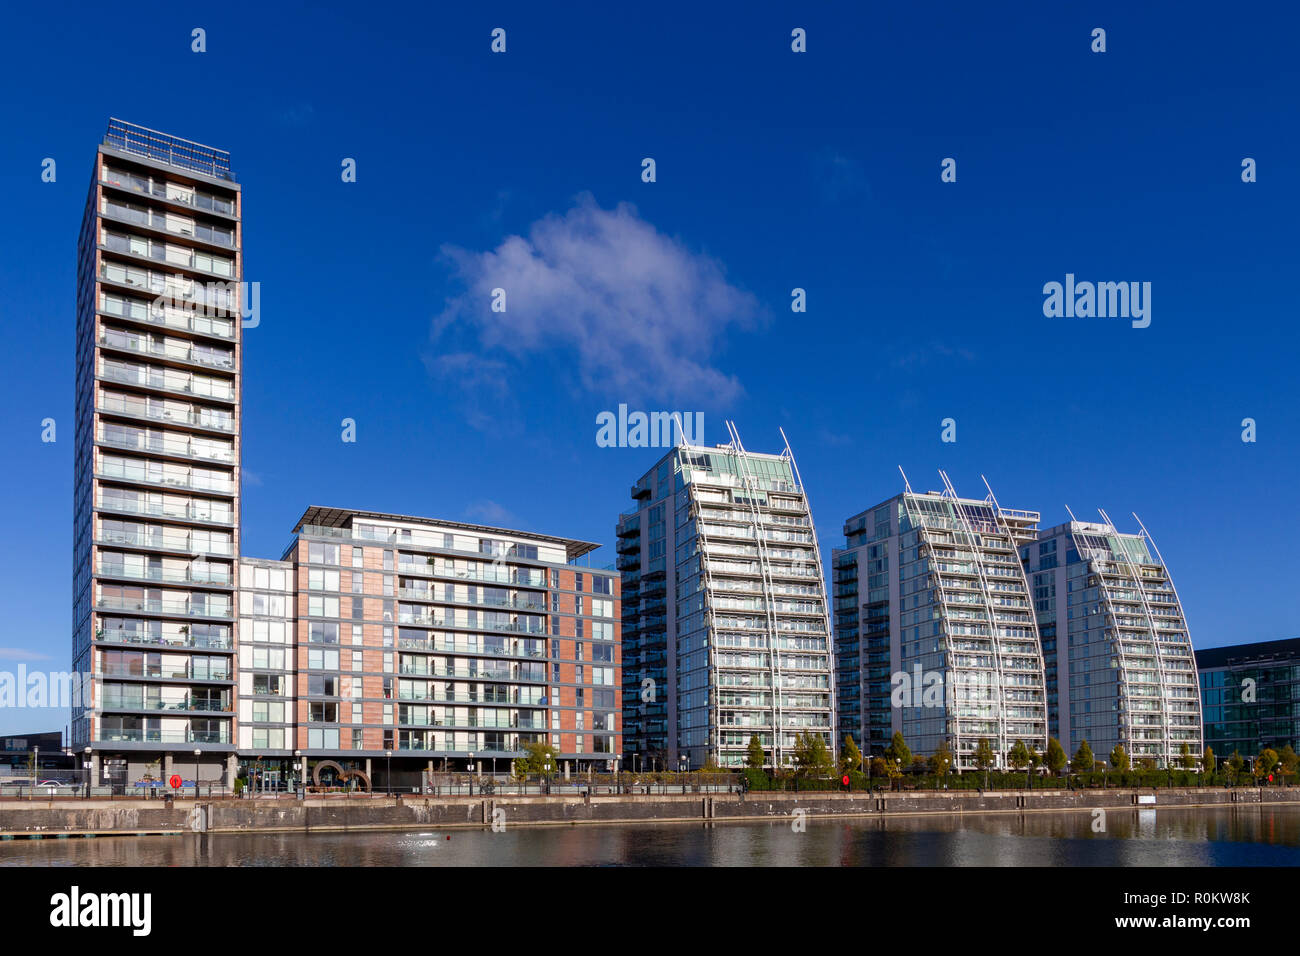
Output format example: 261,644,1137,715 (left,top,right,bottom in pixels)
1132,511,1203,764
1100,508,1171,767
982,474,1050,757
781,426,835,757
939,470,1010,770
